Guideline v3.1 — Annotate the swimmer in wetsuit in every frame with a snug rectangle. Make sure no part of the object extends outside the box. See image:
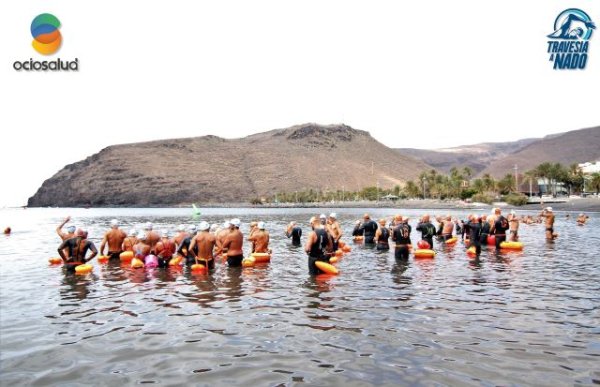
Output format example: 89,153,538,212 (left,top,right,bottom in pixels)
222,218,244,267
490,208,509,249
57,229,98,272
416,214,436,248
189,222,216,270
358,214,378,244
479,215,490,246
178,224,198,265
305,216,333,275
286,221,302,246
374,218,390,251
392,216,412,261
100,219,127,261
467,215,482,257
